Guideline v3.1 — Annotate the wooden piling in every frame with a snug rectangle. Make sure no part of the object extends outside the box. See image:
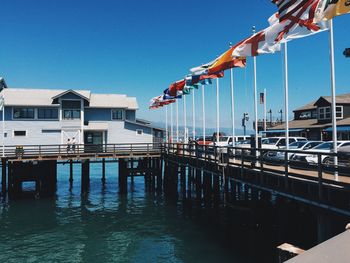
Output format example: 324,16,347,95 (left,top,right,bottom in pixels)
2,158,6,195
69,159,73,184
195,169,202,200
102,158,106,183
118,158,127,195
81,159,90,194
156,158,163,193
